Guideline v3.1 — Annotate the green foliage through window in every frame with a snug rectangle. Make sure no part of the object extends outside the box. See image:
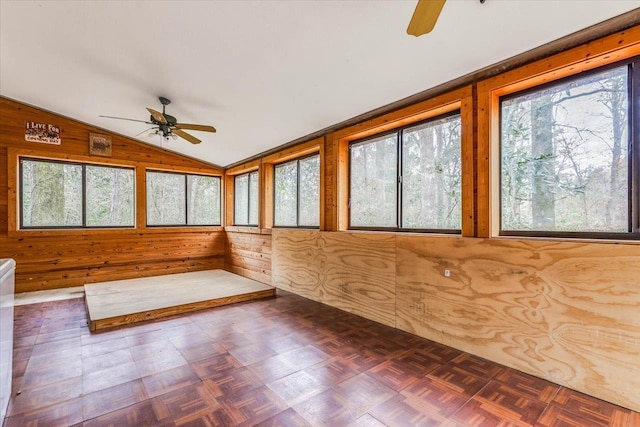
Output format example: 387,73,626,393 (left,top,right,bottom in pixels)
146,171,220,226
234,171,259,226
500,62,638,237
274,154,320,227
21,159,134,228
349,113,462,231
